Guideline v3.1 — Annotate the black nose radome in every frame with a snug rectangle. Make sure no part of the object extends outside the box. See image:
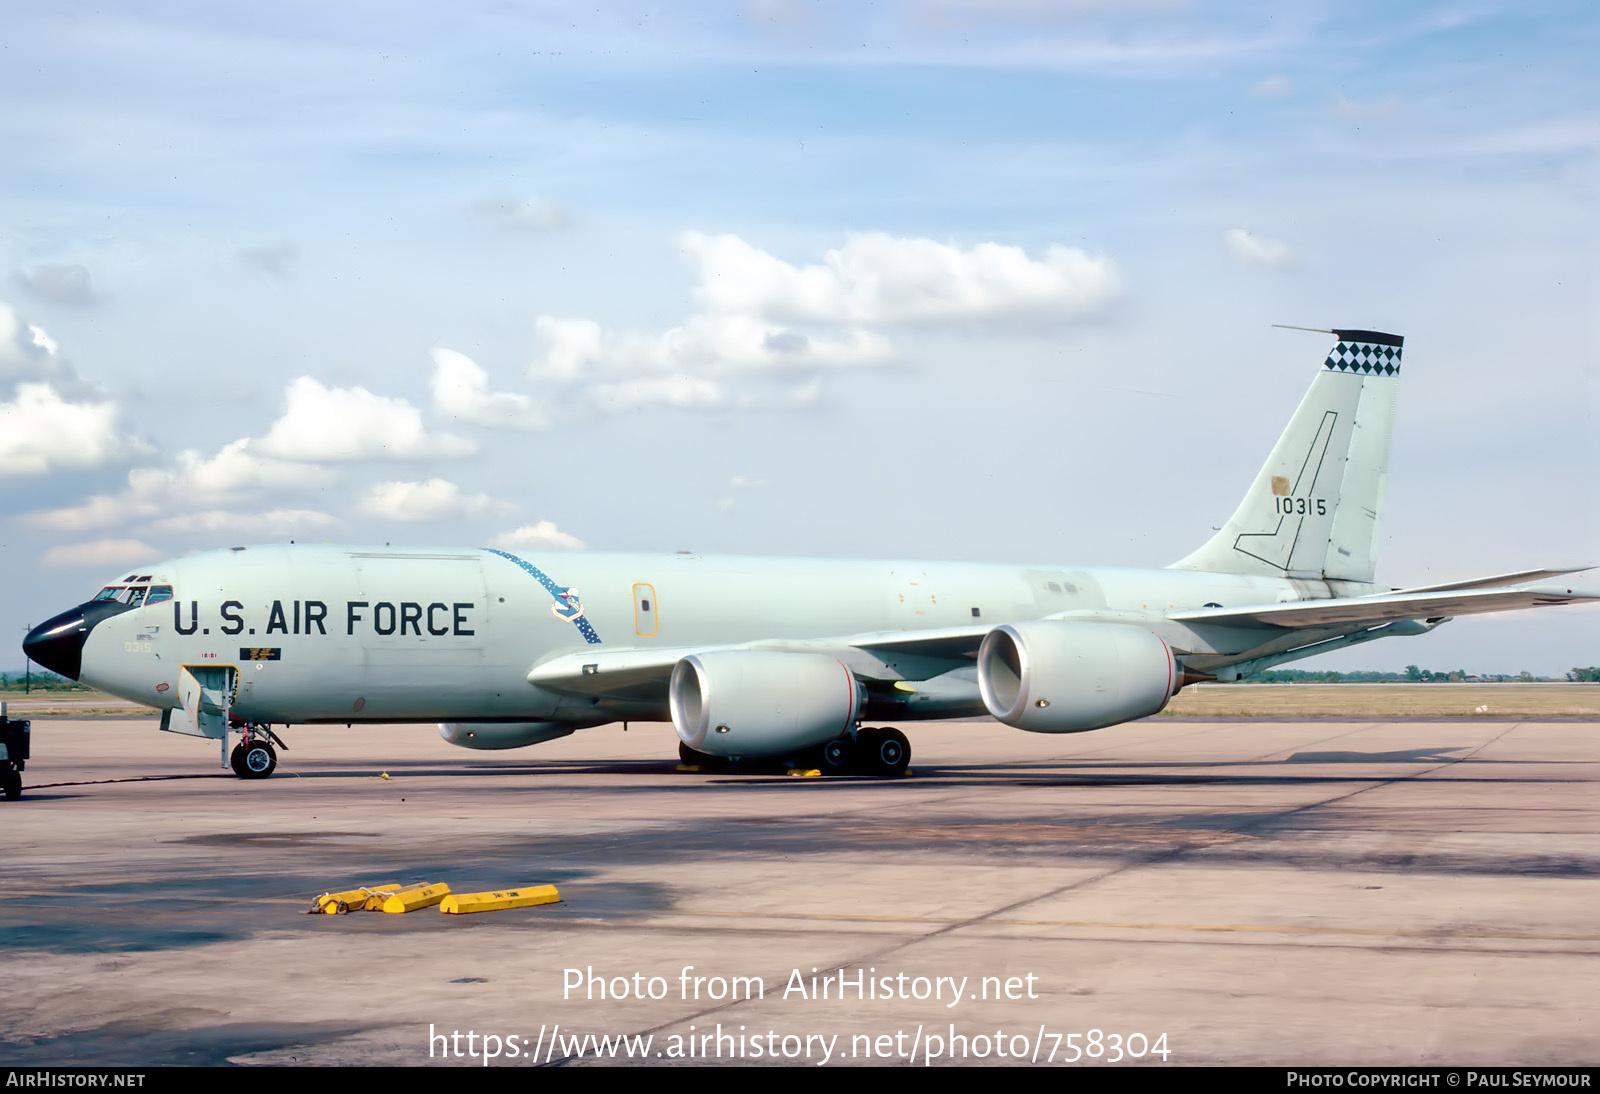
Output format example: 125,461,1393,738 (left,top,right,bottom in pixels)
23,600,134,681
